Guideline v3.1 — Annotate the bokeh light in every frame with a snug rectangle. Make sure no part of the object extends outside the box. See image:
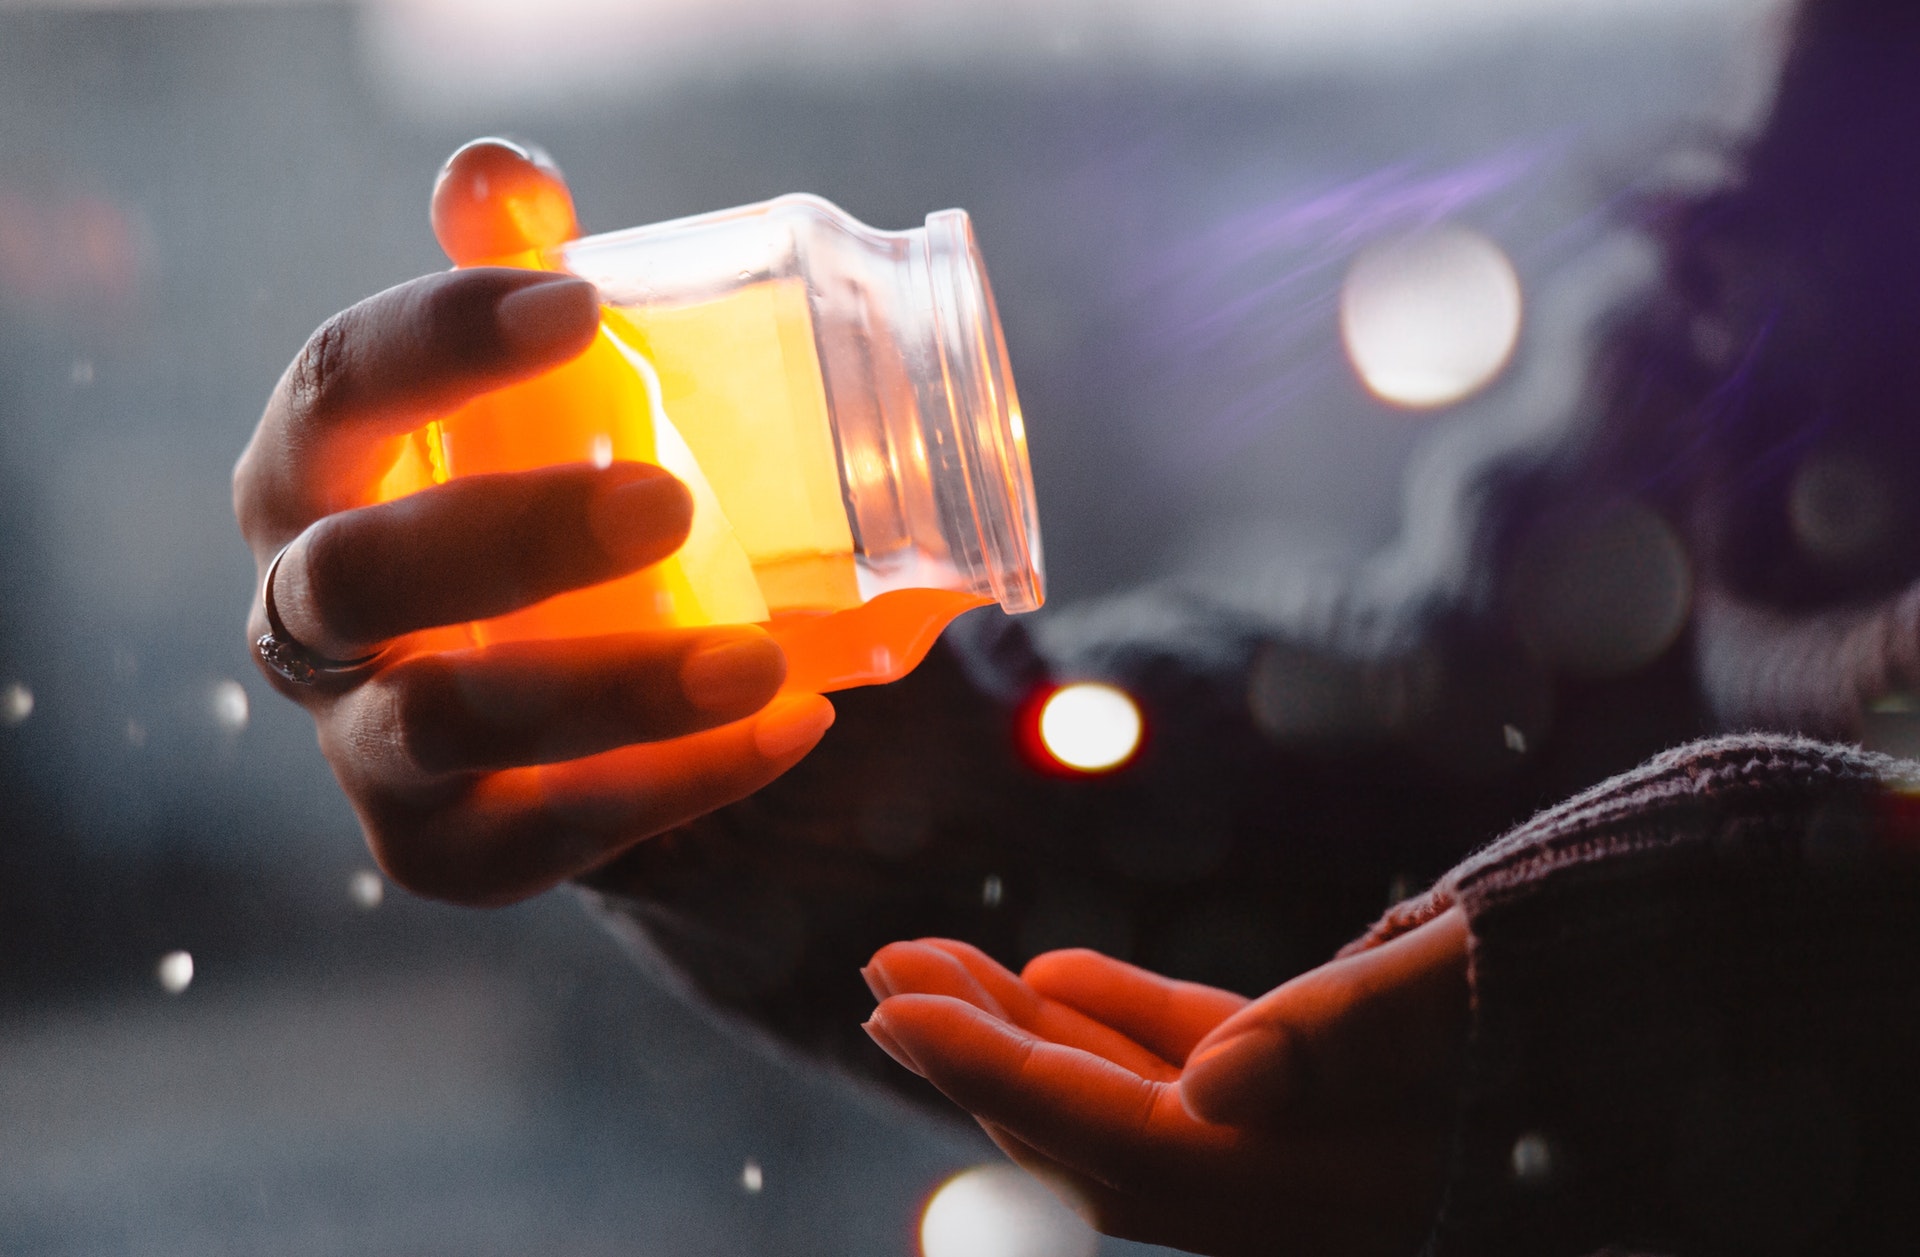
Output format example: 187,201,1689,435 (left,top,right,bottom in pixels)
1512,500,1692,678
1510,1132,1554,1184
1,682,32,727
1789,452,1893,566
1340,224,1522,409
209,678,250,731
156,950,194,995
740,1159,764,1193
1038,683,1143,773
0,184,147,319
1864,692,1920,762
920,1164,1095,1257
349,869,386,911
